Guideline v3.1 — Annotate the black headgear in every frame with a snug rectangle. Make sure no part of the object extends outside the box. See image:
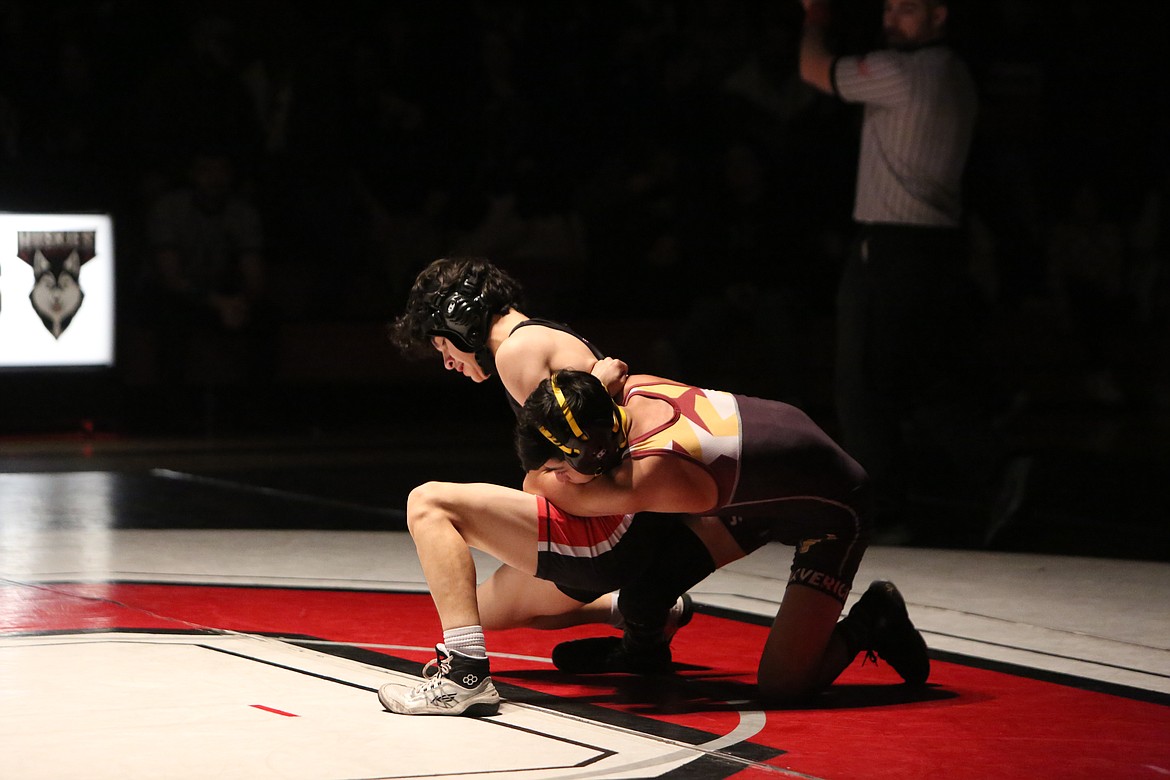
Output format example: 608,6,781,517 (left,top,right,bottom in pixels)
537,373,629,475
425,266,496,375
